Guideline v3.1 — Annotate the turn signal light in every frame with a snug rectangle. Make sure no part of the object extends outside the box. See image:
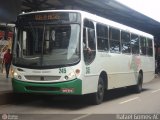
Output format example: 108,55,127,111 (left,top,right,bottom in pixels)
75,69,80,74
